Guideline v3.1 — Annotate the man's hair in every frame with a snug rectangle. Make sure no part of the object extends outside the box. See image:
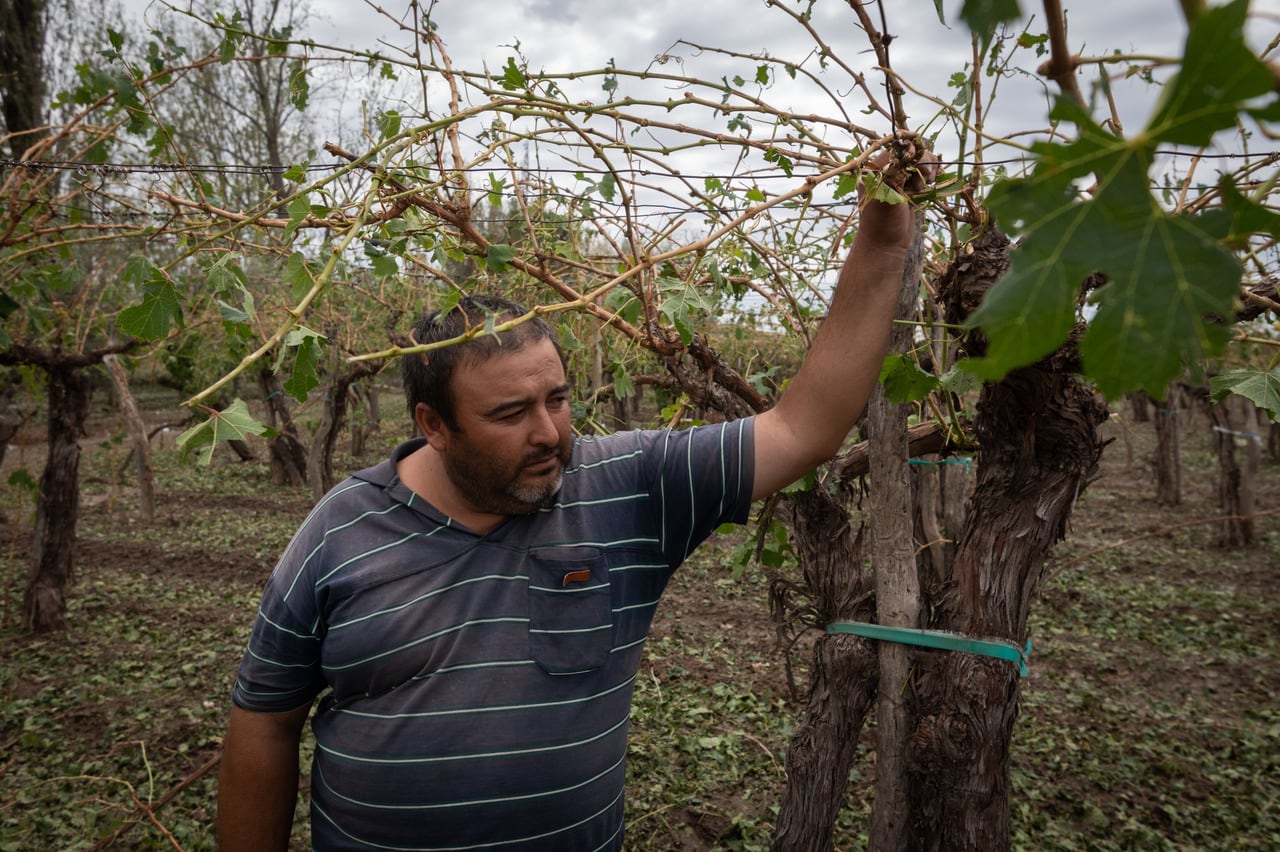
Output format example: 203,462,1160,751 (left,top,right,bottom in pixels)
401,294,563,431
